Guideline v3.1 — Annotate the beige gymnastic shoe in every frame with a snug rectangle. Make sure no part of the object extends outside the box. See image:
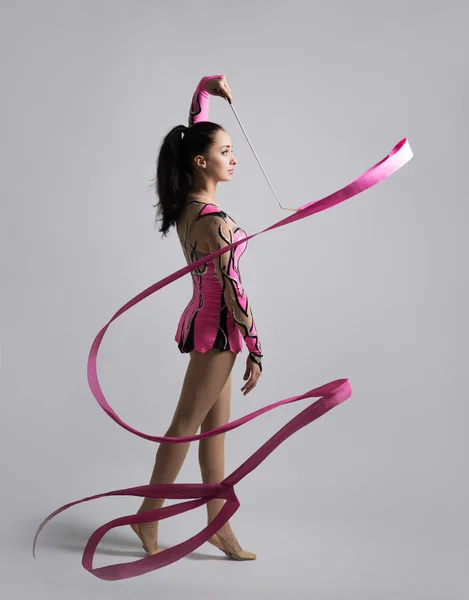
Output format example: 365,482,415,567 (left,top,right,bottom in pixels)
207,524,256,561
130,522,164,557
